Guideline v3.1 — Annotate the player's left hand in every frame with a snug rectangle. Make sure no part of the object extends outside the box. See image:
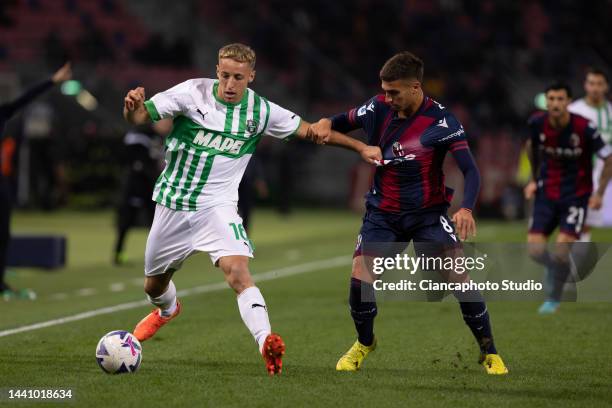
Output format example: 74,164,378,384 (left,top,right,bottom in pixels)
588,192,603,210
359,145,382,165
452,208,476,241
